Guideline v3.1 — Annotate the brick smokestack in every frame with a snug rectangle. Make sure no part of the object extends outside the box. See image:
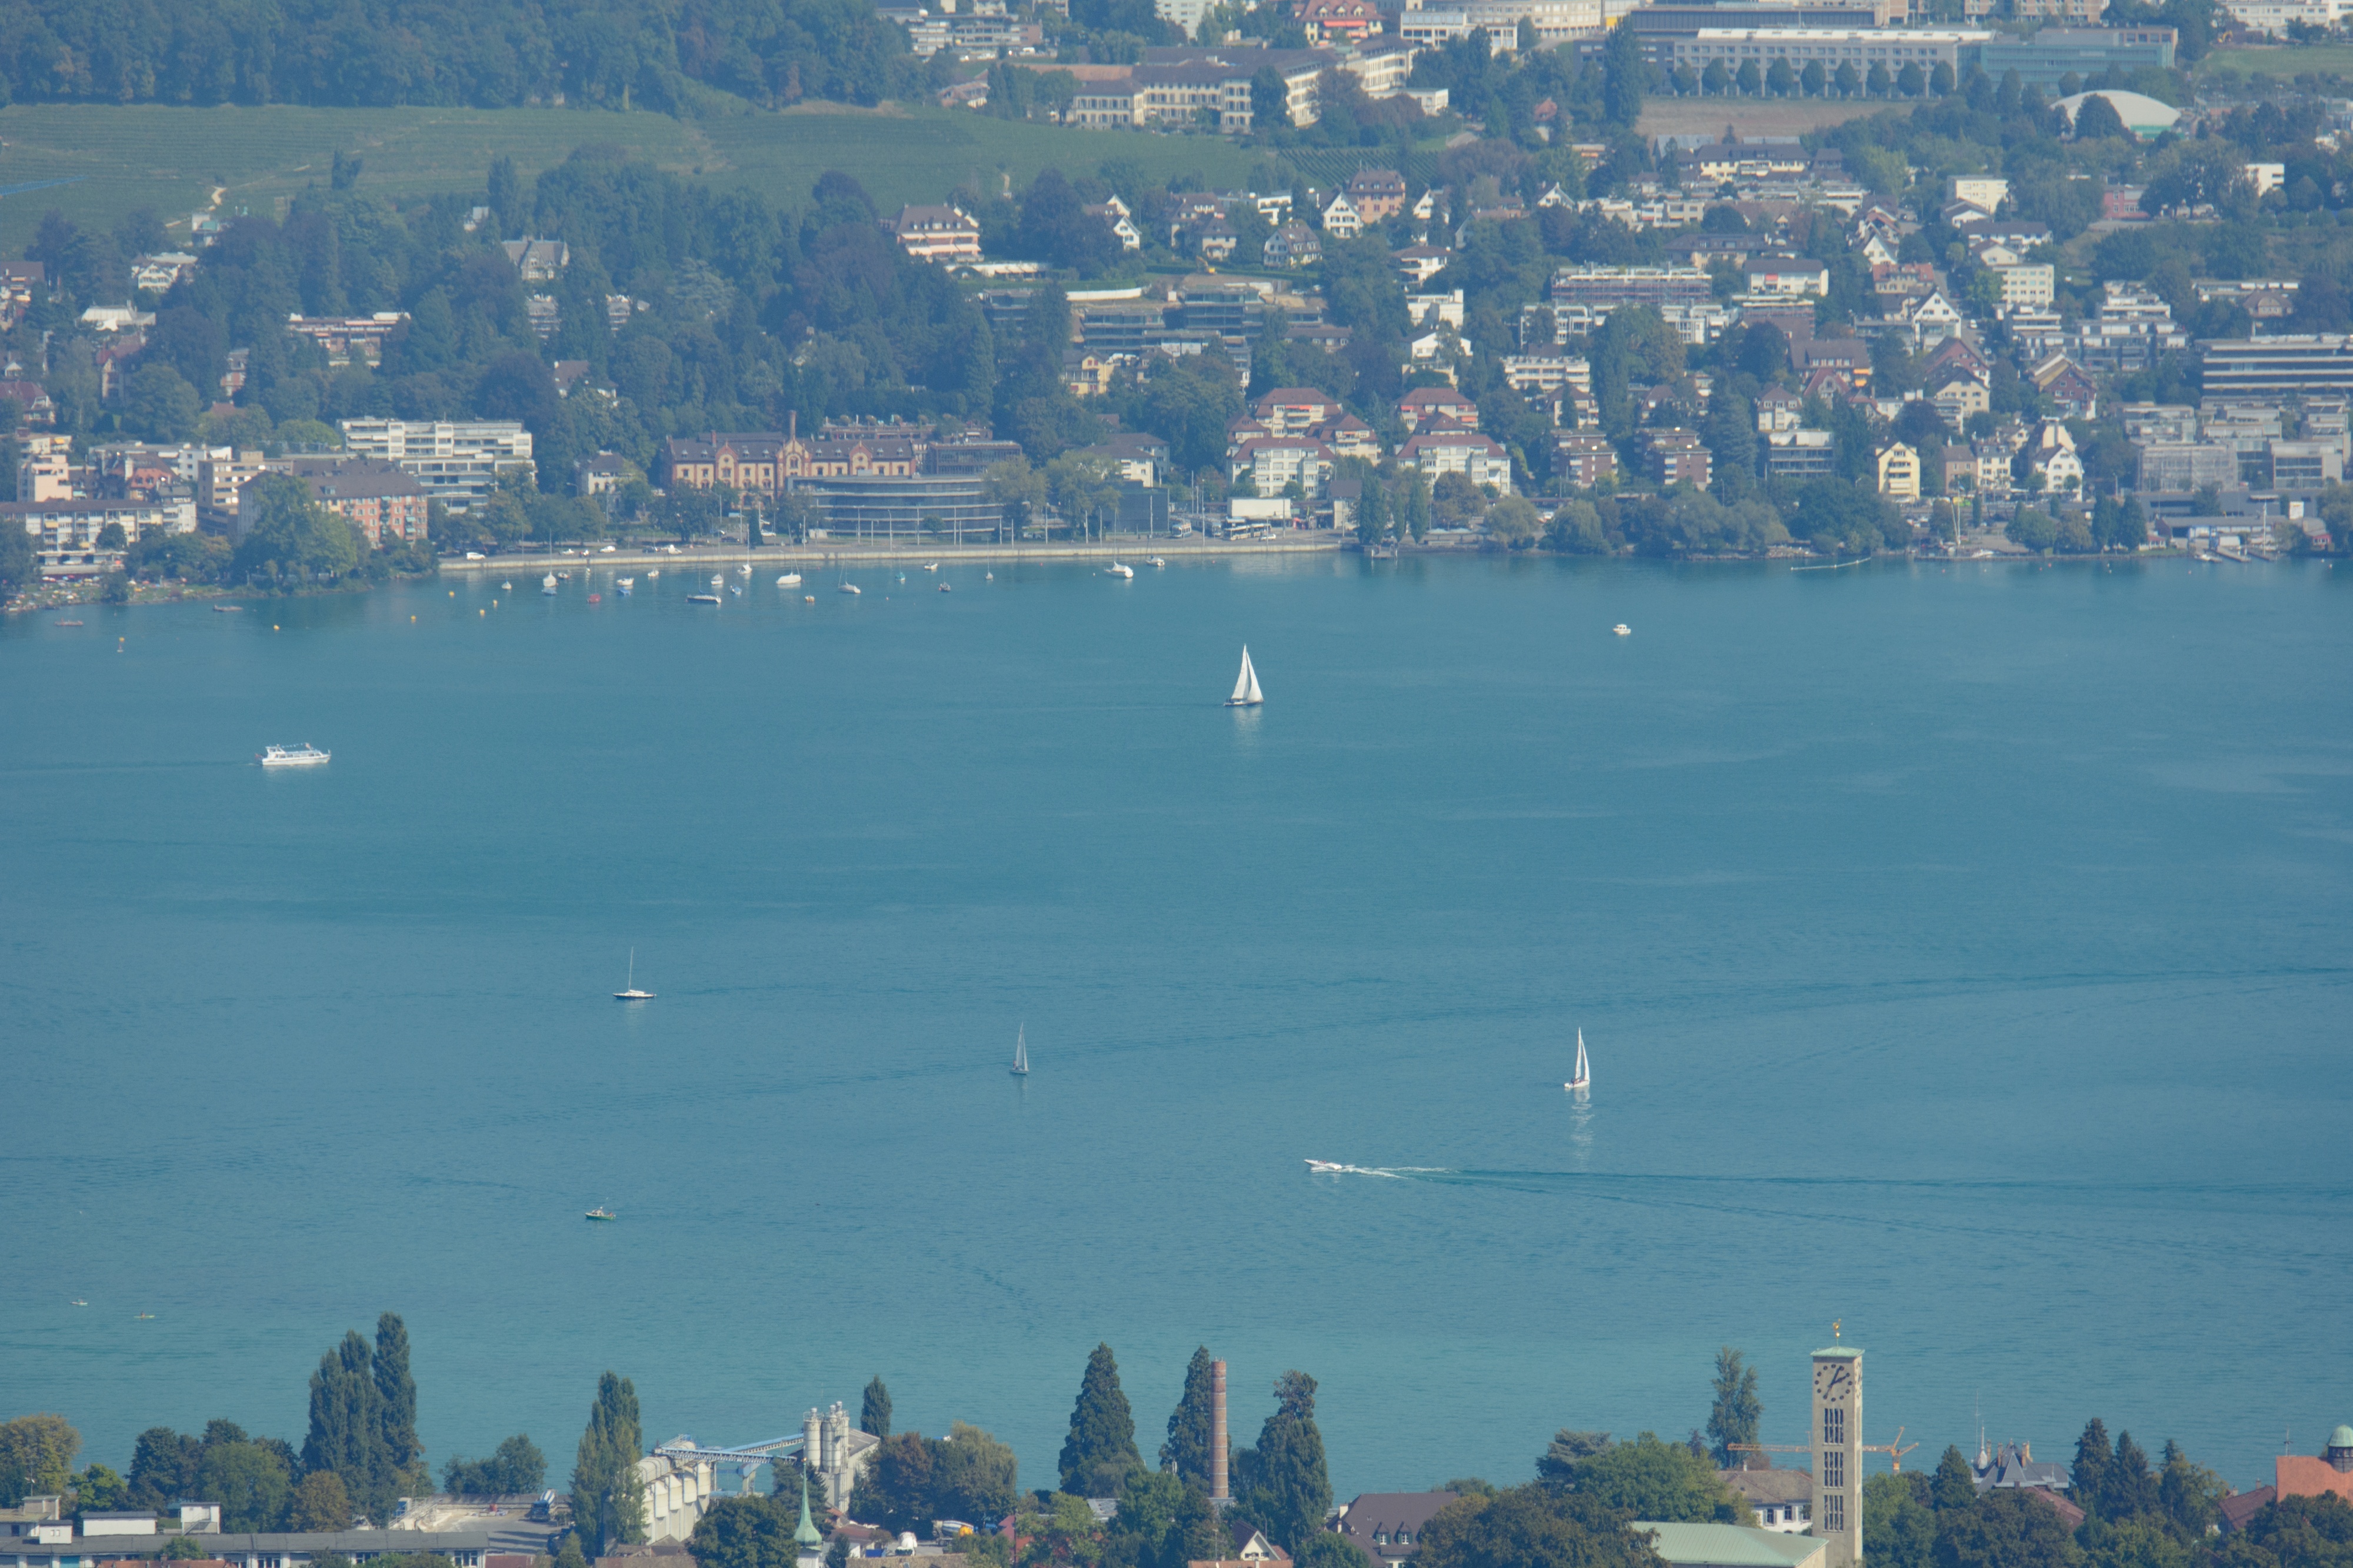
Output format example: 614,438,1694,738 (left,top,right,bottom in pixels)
1211,1359,1228,1503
